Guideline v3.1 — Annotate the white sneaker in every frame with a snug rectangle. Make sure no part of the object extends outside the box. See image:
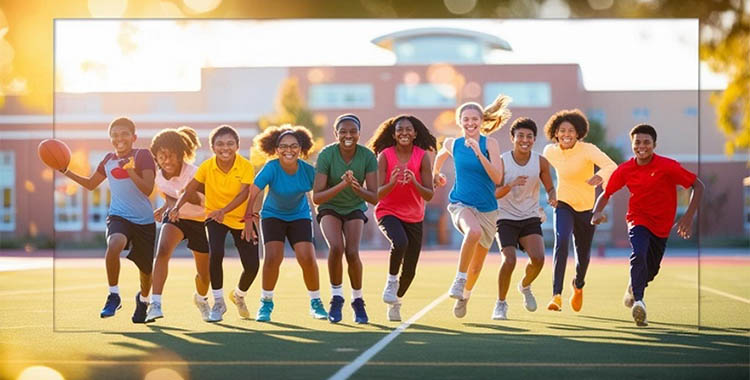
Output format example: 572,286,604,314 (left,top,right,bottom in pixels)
387,302,402,322
449,278,466,299
193,293,210,321
208,298,227,322
623,285,635,308
453,297,468,318
145,302,163,322
230,290,250,319
492,300,508,320
632,300,648,326
383,280,399,304
517,282,537,312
